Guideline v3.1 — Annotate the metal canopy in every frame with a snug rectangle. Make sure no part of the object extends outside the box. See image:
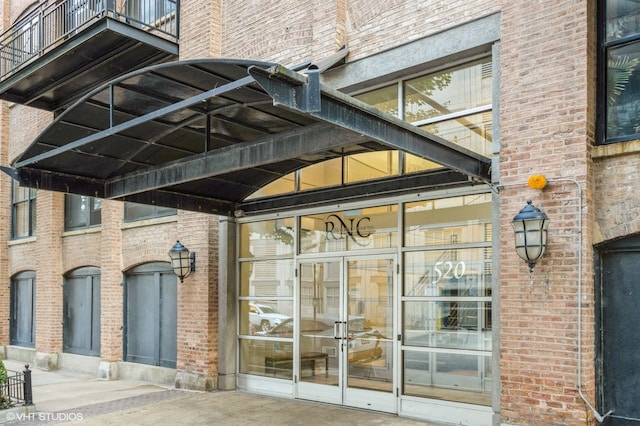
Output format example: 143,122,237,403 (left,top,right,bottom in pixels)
10,58,491,217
